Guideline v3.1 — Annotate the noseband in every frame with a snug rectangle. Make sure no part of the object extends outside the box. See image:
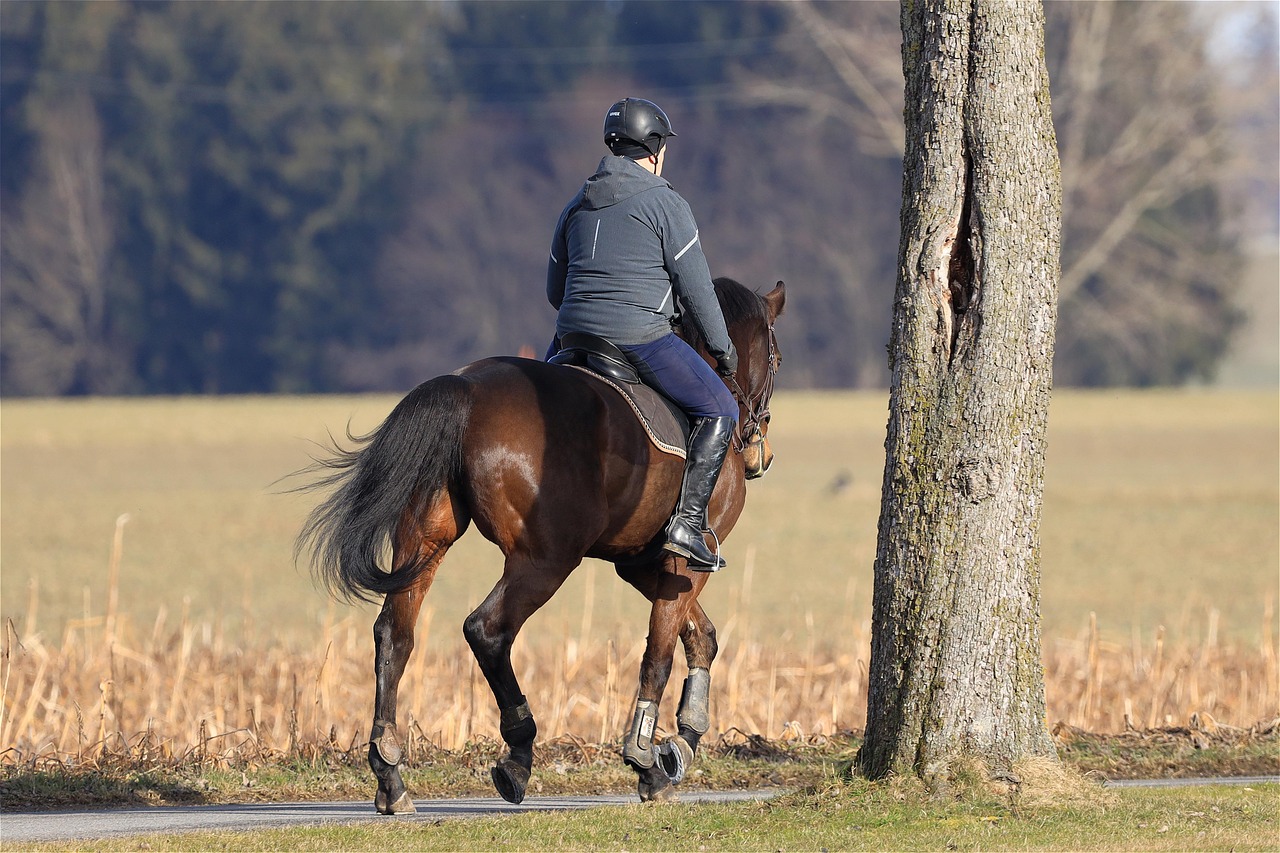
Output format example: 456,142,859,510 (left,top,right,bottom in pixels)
725,324,778,453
